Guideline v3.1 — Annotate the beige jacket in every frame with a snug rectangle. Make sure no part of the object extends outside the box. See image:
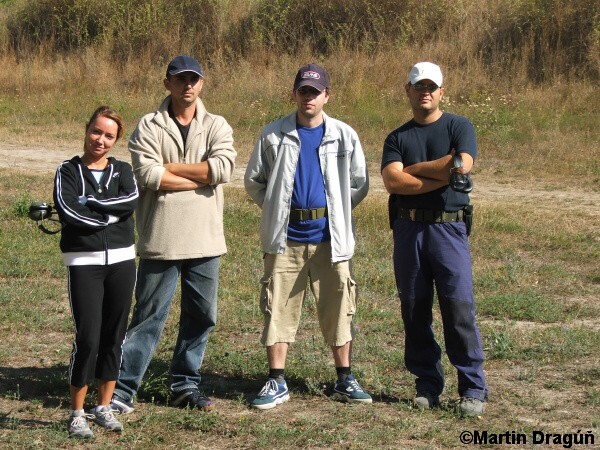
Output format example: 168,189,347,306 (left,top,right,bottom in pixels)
129,97,236,260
